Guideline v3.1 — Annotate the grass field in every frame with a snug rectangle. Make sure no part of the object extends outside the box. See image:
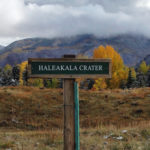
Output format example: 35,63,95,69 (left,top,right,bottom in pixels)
0,86,150,149
0,123,150,150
